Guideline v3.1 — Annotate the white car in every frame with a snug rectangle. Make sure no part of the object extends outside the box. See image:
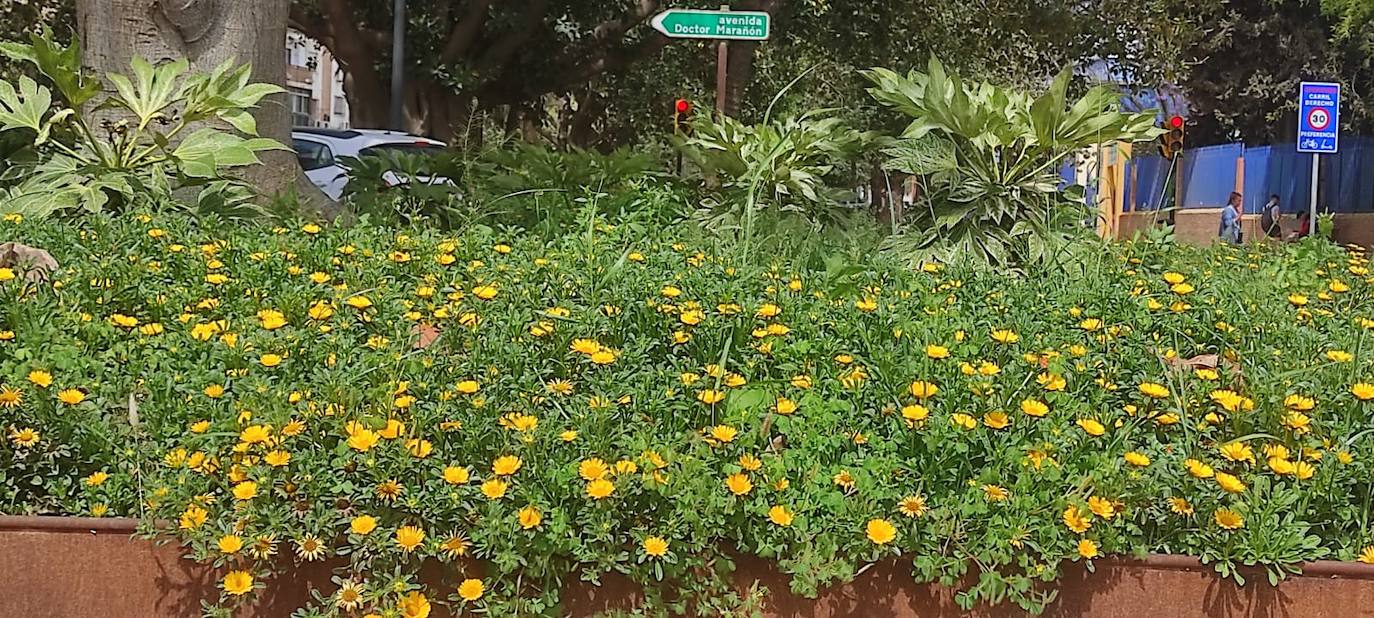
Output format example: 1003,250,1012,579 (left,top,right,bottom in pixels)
291,128,447,200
